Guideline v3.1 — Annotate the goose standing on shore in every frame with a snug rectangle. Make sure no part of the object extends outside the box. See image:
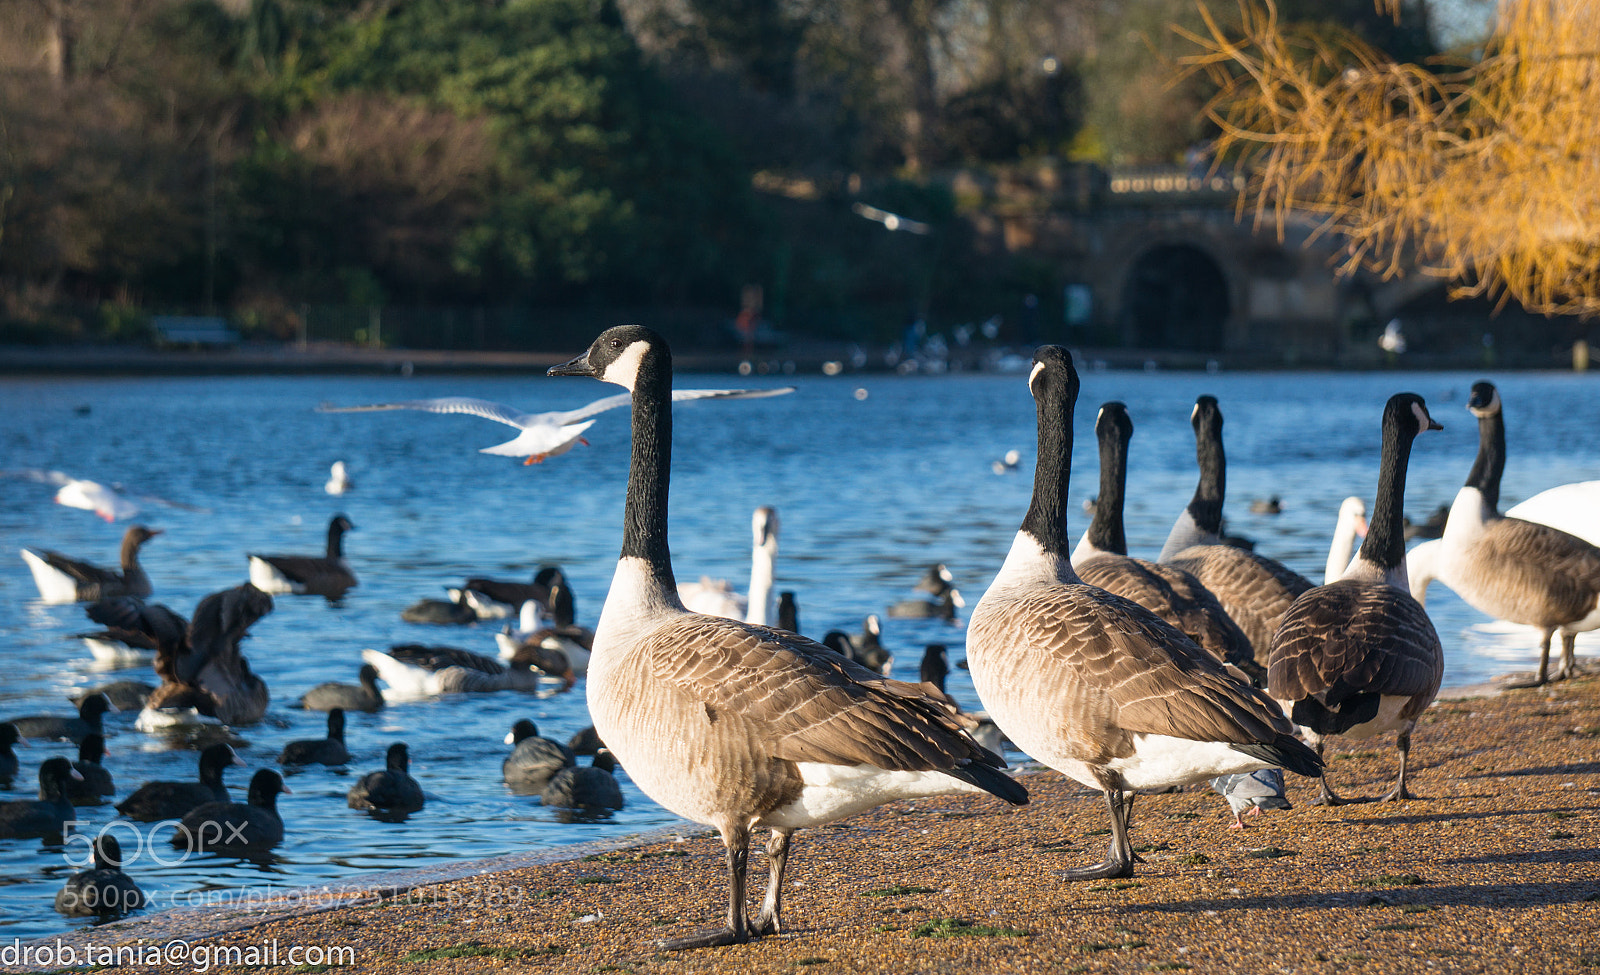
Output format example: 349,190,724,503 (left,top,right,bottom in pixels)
1268,394,1445,804
1419,383,1600,685
248,515,357,598
966,346,1320,880
547,325,1026,949
1070,401,1259,681
21,526,161,604
1158,396,1314,666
